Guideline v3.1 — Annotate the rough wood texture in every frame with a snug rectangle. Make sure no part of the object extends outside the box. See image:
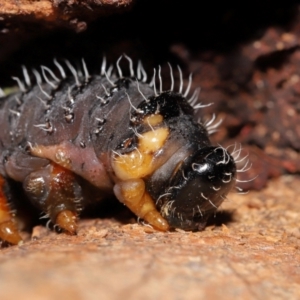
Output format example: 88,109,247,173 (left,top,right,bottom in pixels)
0,0,135,31
1,176,299,299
